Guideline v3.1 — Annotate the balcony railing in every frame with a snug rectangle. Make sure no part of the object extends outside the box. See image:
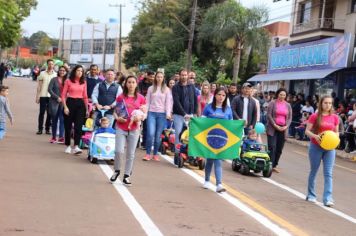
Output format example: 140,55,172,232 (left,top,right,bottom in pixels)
292,18,345,34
